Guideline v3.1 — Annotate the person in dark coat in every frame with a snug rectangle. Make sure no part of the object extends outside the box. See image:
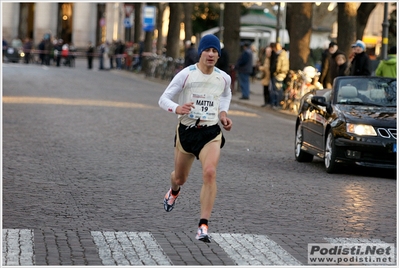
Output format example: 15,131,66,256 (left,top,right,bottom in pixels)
215,42,229,74
184,40,197,67
235,41,253,99
115,40,125,69
86,41,94,69
332,50,350,78
23,37,33,64
350,40,371,76
54,39,63,67
320,41,338,88
269,42,277,77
